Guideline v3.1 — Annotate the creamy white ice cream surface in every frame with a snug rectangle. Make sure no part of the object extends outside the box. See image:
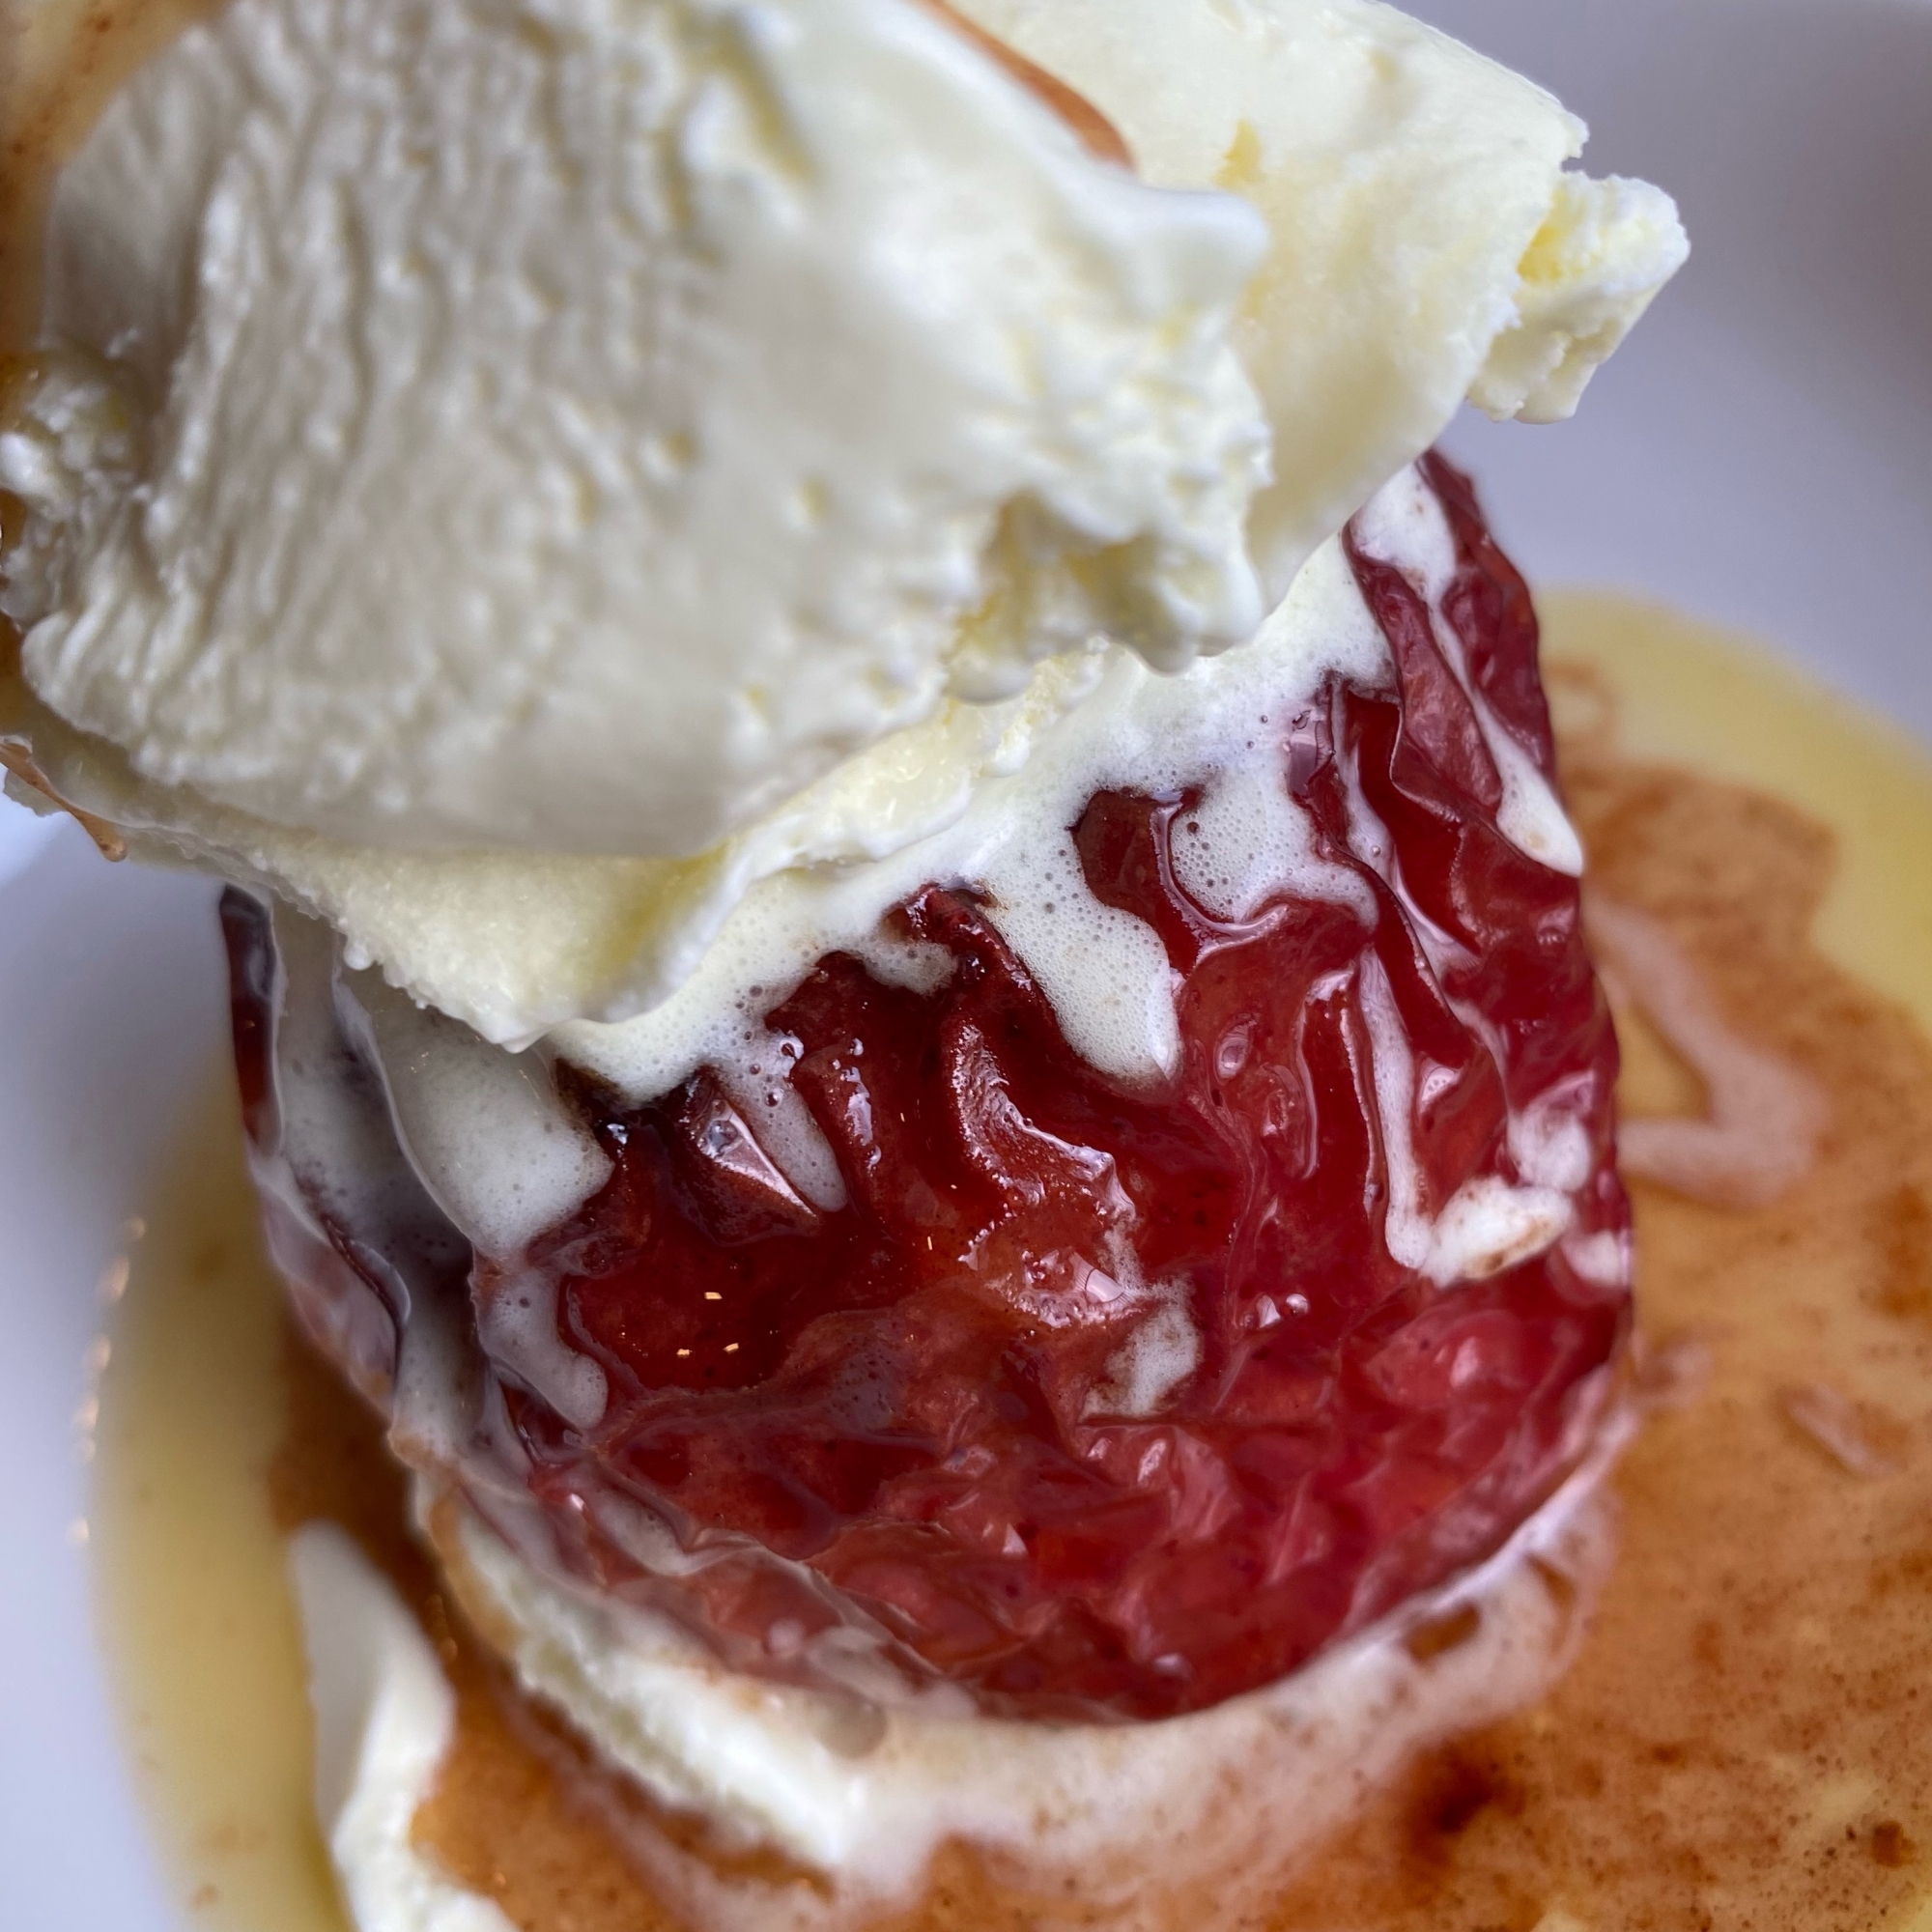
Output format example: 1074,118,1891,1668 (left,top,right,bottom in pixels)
2,0,1685,1046
6,0,1275,859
